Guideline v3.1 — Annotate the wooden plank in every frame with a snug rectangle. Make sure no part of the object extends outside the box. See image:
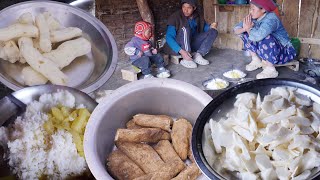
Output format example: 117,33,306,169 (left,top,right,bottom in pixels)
203,0,216,24
213,33,242,50
300,38,320,45
281,0,299,37
298,0,316,37
218,11,228,33
310,1,320,59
